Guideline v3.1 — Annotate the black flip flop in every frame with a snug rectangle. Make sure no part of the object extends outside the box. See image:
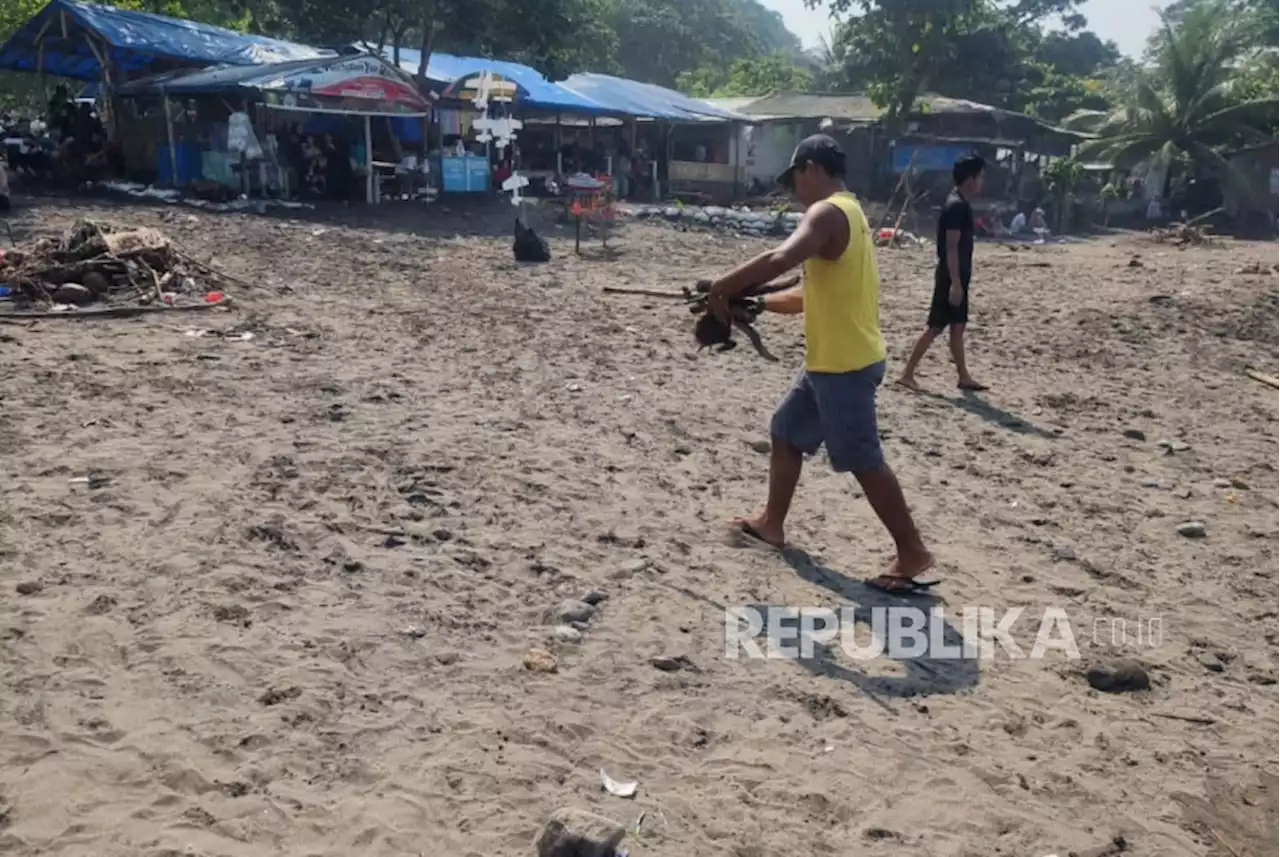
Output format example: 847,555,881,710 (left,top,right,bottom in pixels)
864,575,941,595
732,521,785,552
